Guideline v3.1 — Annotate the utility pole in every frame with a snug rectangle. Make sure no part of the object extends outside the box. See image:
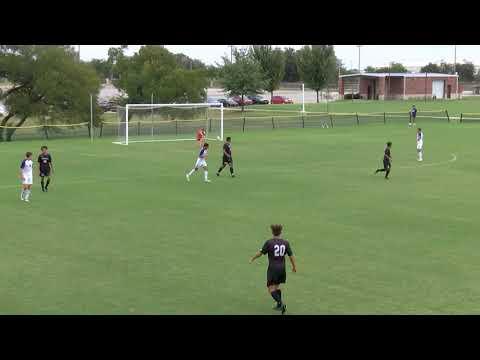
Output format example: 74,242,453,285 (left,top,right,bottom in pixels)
78,45,81,62
453,45,457,75
357,45,362,73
